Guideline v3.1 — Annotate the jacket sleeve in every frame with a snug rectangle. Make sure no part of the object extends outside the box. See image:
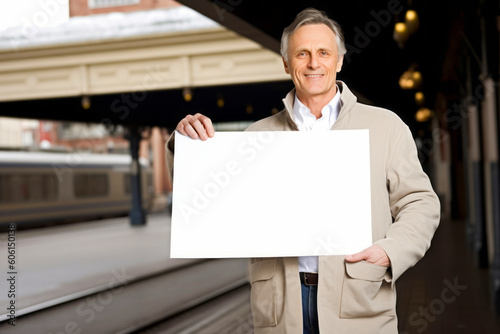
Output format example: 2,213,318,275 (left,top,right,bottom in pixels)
165,131,175,182
375,124,440,284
